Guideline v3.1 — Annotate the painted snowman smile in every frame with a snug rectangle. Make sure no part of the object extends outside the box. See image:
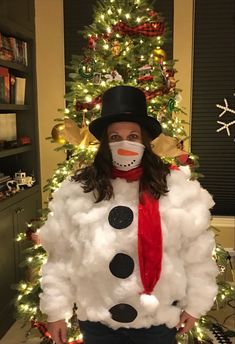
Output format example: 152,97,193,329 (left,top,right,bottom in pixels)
109,140,145,171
